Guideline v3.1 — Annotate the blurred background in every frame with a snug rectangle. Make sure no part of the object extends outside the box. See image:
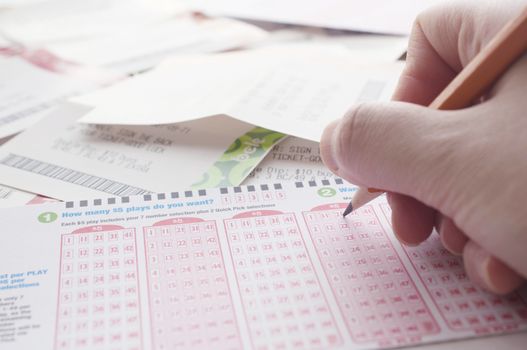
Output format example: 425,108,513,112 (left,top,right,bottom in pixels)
0,0,444,202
